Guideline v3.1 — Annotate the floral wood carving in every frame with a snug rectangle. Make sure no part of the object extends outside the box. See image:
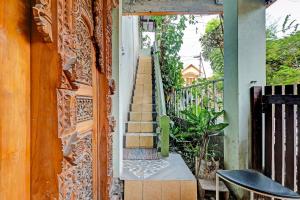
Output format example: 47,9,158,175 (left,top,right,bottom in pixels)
58,0,94,86
58,133,93,200
57,0,95,199
76,96,93,123
32,0,53,42
57,88,77,138
57,0,116,199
